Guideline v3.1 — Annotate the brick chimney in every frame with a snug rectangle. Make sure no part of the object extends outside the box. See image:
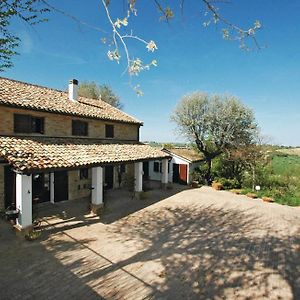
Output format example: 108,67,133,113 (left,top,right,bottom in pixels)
68,79,78,101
